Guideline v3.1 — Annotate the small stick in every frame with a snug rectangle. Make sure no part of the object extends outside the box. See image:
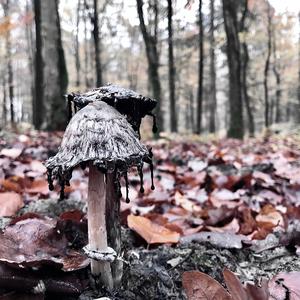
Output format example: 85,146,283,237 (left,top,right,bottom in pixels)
88,164,113,290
